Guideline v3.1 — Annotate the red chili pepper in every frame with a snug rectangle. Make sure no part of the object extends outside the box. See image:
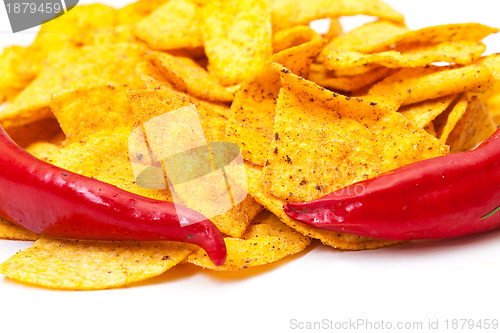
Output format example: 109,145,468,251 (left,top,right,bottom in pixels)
284,128,500,240
0,125,226,266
